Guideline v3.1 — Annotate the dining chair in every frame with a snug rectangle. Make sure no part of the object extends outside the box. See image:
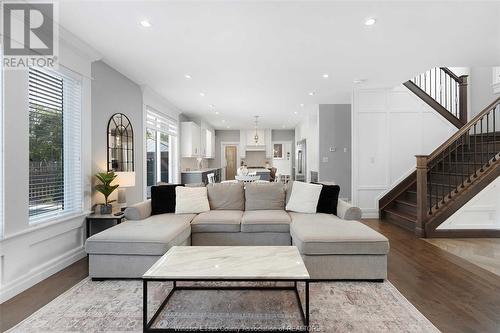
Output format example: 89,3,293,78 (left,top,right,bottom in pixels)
207,173,215,184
